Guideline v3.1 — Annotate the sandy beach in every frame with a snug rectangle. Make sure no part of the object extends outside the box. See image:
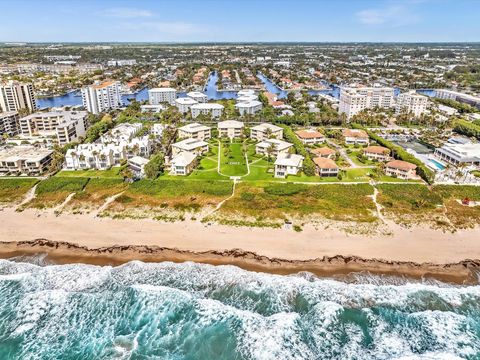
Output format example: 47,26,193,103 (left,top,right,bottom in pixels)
0,207,479,283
